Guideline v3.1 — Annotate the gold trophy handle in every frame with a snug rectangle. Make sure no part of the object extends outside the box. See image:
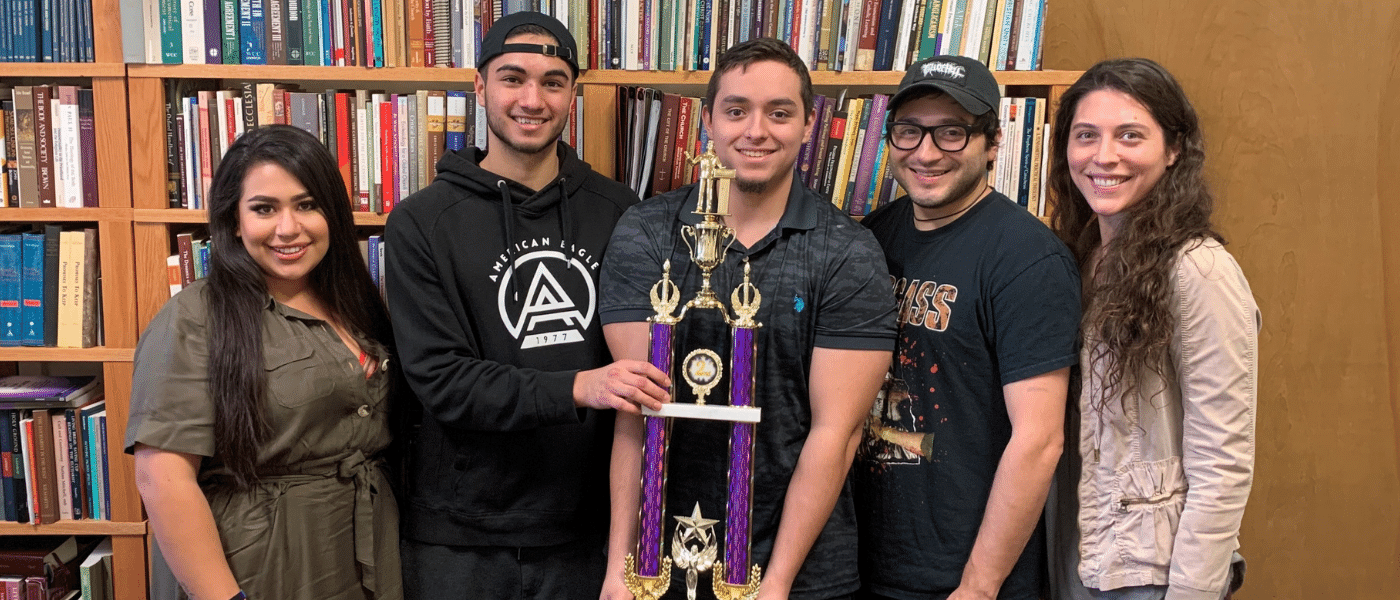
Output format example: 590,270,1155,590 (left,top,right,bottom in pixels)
623,554,674,600
711,561,763,600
